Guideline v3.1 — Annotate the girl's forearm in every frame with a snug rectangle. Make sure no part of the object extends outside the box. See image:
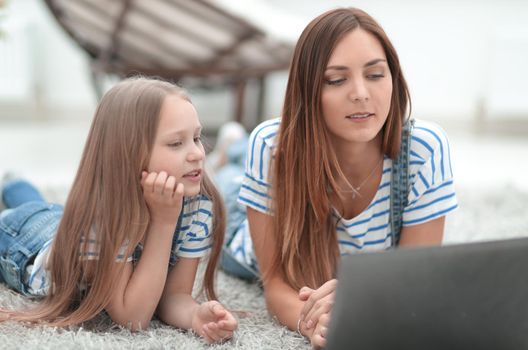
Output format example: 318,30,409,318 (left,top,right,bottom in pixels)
157,292,199,329
116,221,175,328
